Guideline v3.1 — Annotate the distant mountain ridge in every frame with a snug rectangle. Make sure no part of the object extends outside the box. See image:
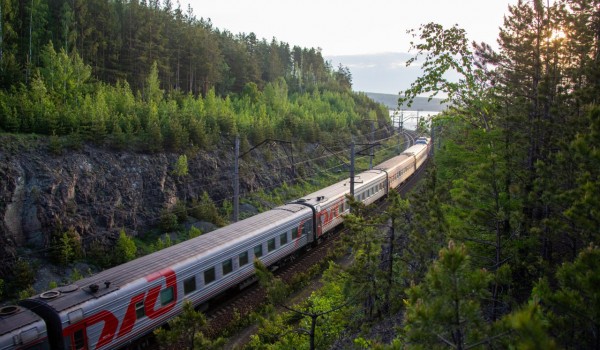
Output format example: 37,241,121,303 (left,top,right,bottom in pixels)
365,92,447,112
